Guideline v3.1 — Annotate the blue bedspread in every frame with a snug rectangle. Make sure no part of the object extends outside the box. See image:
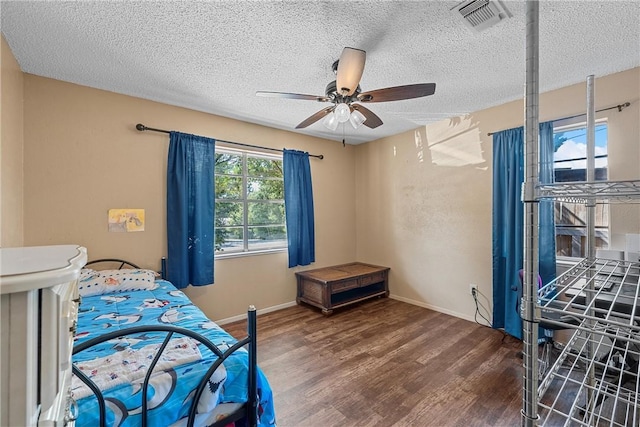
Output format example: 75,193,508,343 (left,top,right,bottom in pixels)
72,280,276,426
